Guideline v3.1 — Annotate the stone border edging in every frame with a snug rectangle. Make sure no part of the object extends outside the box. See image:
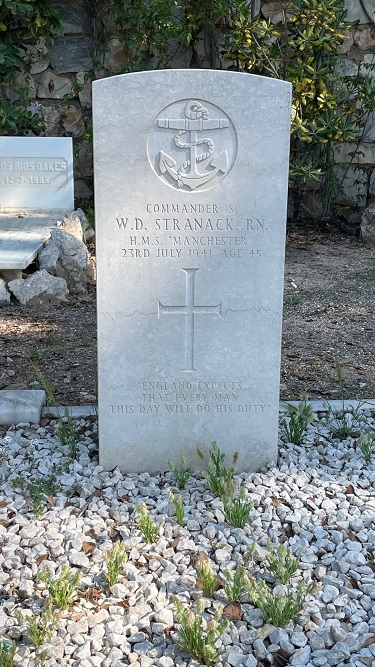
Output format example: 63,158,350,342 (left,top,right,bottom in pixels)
0,391,374,427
